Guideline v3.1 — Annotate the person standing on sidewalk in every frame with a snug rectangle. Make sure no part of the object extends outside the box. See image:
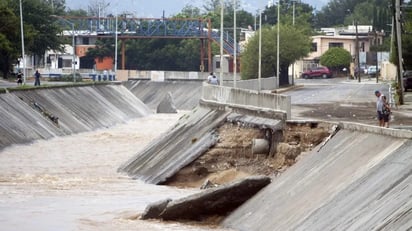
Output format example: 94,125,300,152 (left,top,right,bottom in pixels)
375,90,390,127
34,70,41,86
16,71,23,86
